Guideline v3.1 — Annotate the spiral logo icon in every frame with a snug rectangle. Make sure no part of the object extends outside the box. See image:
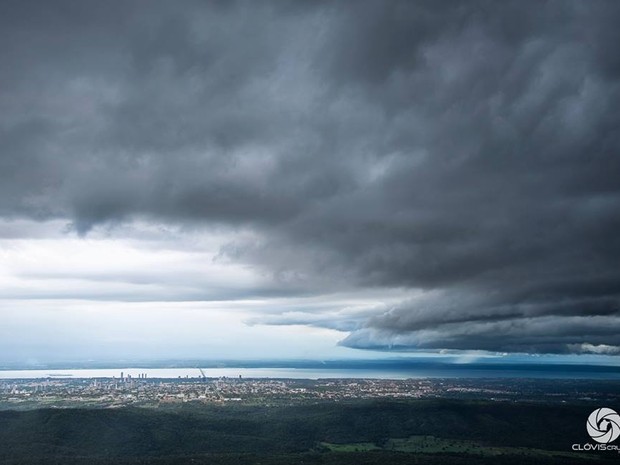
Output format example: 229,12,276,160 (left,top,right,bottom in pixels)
587,408,620,444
